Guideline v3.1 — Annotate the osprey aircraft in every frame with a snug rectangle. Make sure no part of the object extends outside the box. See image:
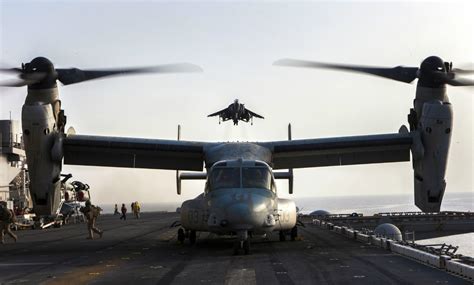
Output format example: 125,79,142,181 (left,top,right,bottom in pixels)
1,56,472,254
208,99,264,125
